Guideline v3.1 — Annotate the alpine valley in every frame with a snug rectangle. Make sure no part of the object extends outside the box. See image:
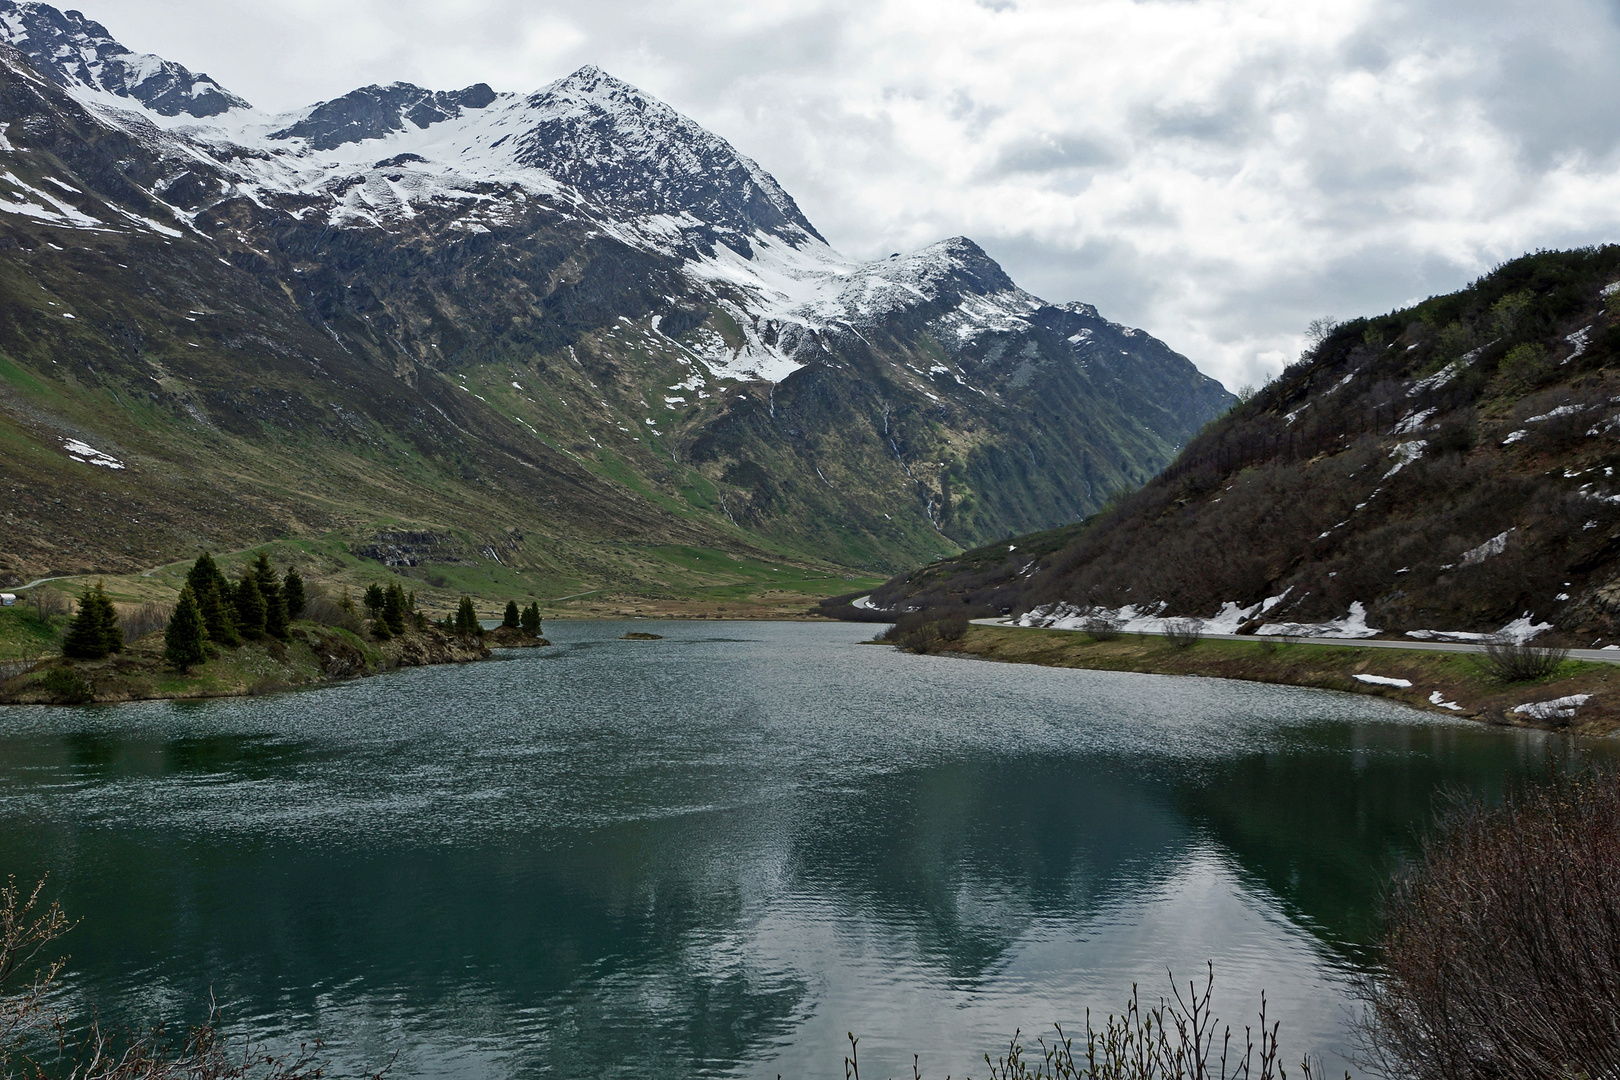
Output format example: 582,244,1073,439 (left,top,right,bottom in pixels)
0,1,1232,608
